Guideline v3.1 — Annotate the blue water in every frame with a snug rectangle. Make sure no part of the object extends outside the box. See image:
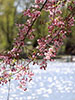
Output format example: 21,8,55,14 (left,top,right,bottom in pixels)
0,61,75,100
